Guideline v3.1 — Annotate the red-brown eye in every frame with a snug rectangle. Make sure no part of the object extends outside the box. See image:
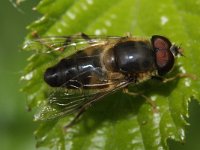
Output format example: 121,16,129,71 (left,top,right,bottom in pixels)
153,37,171,50
151,35,174,76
